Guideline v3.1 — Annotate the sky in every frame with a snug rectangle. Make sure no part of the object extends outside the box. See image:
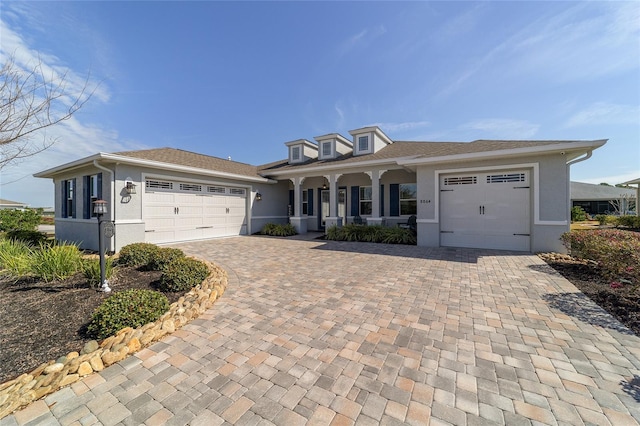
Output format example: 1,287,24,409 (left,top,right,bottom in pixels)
1,1,639,207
